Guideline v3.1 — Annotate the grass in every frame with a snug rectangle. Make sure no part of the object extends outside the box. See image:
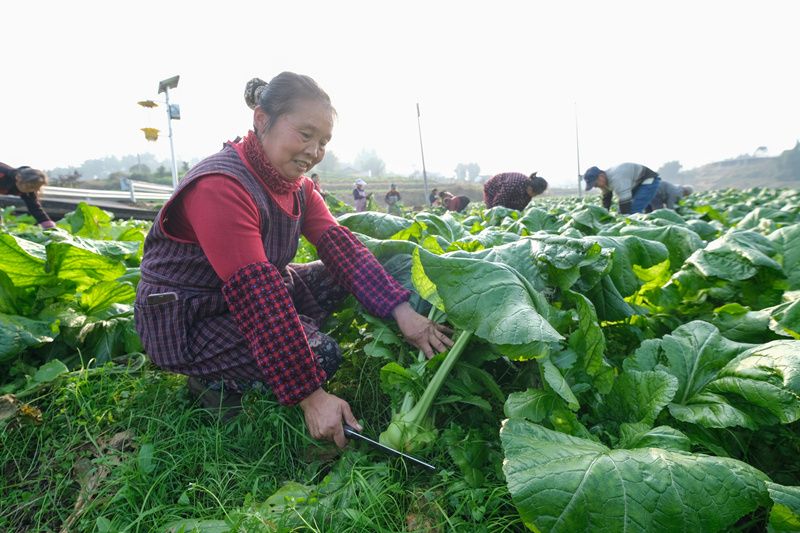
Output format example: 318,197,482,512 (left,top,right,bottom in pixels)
1,347,523,532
